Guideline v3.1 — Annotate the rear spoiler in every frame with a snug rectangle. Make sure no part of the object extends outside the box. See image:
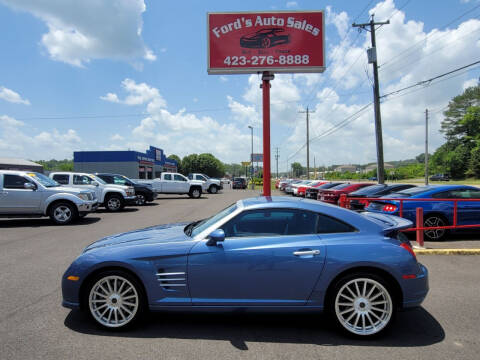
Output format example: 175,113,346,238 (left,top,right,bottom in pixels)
360,212,413,234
